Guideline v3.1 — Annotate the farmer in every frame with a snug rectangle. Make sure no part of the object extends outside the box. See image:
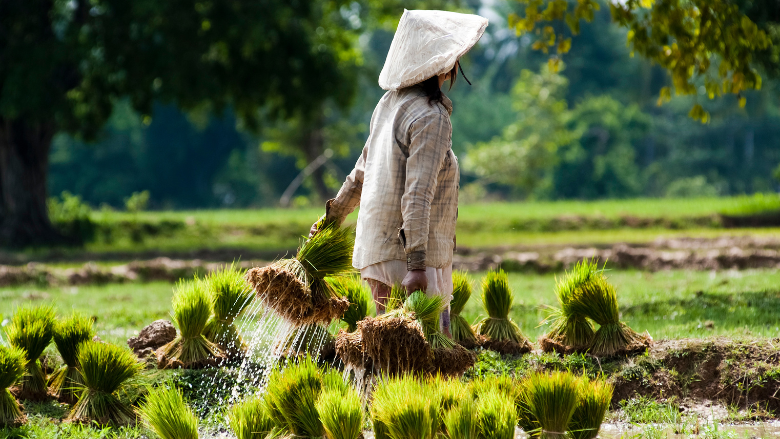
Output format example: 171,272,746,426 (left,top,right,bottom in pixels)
310,10,488,335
